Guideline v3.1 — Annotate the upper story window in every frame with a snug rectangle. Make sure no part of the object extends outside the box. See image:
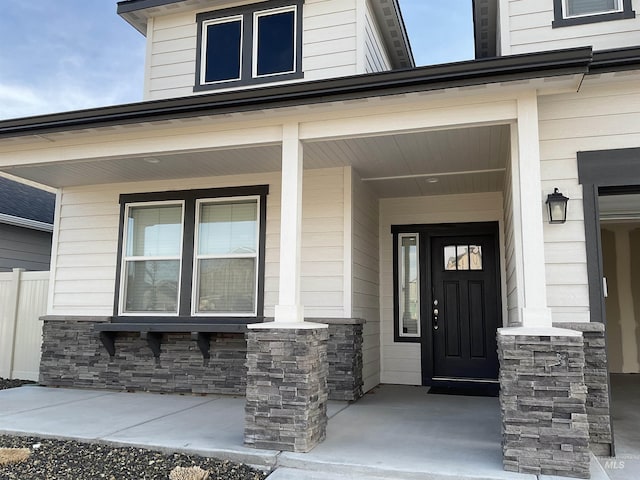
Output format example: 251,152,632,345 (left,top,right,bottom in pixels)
195,1,303,92
553,0,635,27
115,185,268,322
